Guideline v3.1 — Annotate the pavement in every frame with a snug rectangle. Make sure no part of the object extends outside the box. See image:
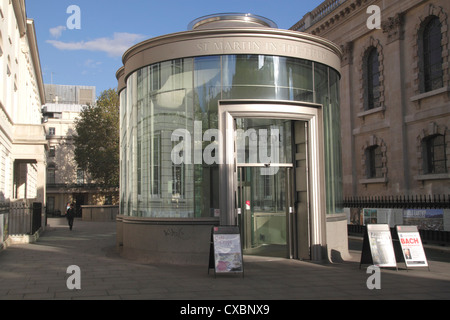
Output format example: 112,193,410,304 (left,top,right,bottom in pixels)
0,218,449,303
